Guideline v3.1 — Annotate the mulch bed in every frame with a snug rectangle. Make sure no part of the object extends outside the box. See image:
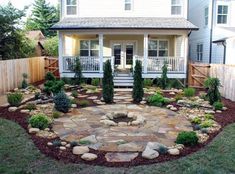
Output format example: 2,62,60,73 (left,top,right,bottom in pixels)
1,95,235,167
